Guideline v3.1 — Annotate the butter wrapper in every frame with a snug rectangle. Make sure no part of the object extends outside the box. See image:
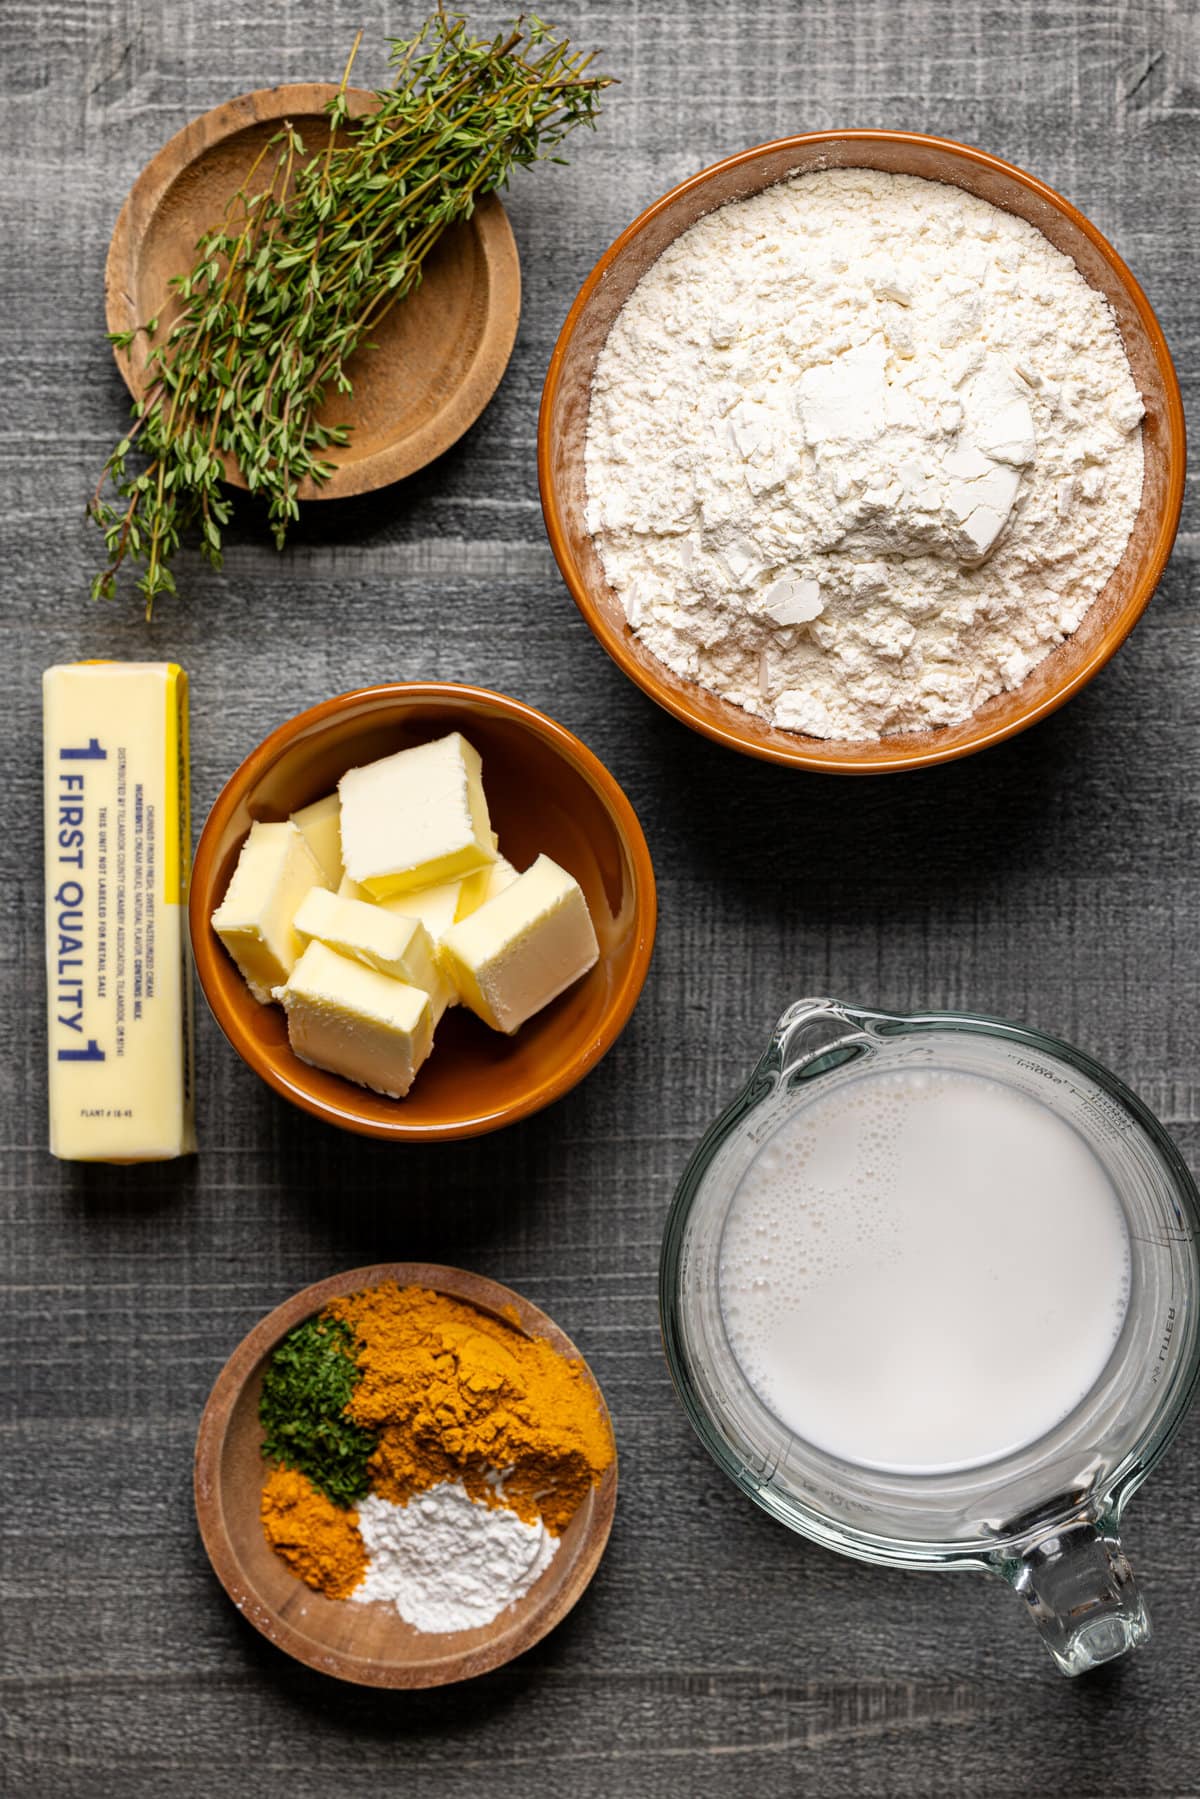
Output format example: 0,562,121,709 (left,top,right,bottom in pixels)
43,662,196,1161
